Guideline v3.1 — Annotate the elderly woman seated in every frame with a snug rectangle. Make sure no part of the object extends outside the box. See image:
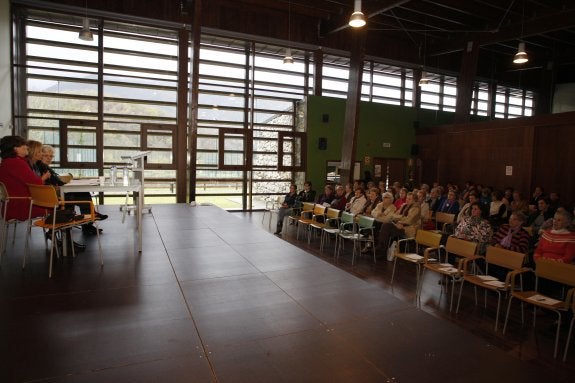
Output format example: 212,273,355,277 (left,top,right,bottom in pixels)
375,191,421,257
490,211,531,254
454,202,493,254
345,186,368,215
533,209,575,264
